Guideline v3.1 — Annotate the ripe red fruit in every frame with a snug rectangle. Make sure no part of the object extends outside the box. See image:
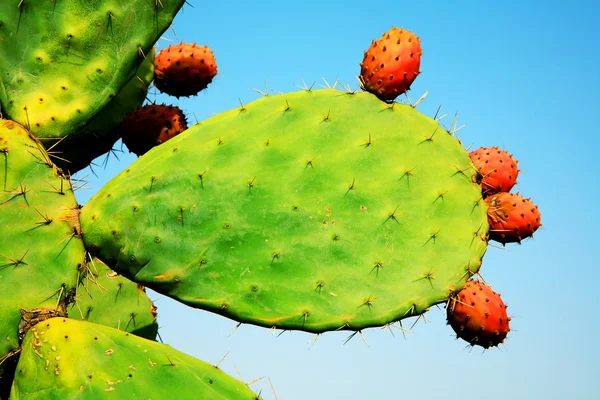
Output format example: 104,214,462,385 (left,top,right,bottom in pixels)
447,280,510,349
154,42,217,97
469,147,519,197
360,27,422,101
485,192,542,244
119,104,188,156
